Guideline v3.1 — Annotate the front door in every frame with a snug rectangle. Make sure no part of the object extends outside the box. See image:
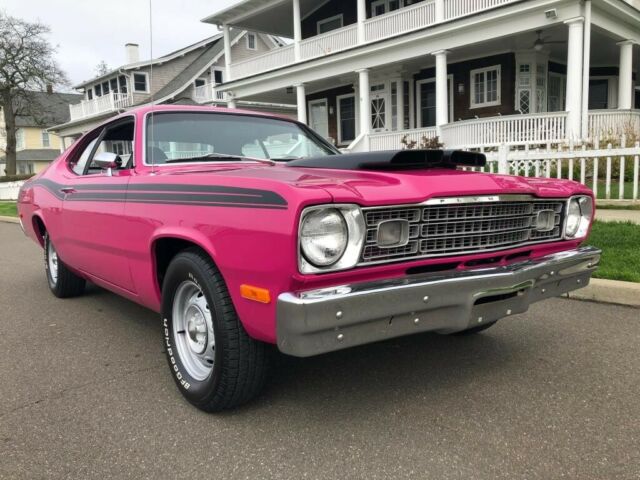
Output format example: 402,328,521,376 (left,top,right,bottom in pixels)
59,118,136,292
308,99,329,139
370,83,388,132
